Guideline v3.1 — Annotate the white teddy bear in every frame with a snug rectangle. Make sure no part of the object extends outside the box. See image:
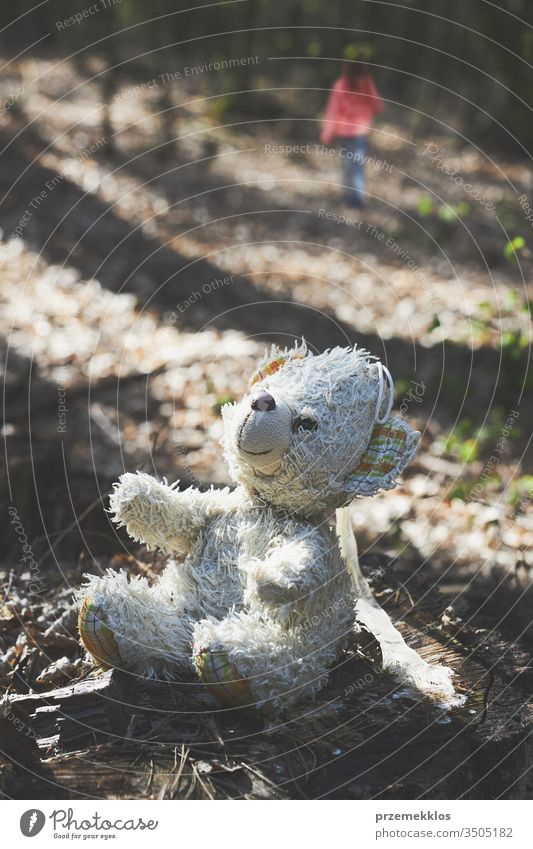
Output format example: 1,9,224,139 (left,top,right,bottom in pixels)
78,343,455,710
